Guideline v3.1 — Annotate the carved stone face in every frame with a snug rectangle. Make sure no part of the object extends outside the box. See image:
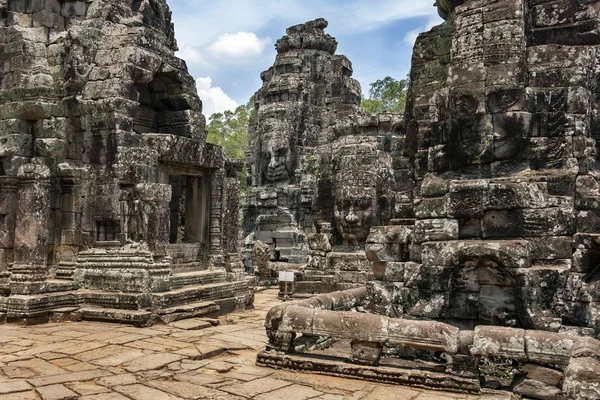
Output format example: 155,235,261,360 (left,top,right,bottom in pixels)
264,141,290,183
262,133,292,184
333,185,376,245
